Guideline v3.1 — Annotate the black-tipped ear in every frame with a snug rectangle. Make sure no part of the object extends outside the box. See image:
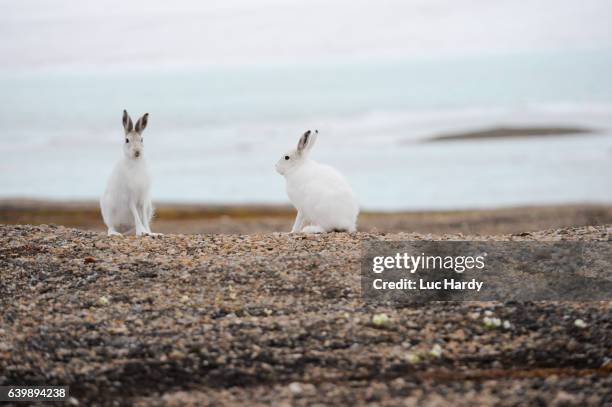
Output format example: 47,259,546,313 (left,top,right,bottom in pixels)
123,110,133,133
135,113,149,134
297,130,311,152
